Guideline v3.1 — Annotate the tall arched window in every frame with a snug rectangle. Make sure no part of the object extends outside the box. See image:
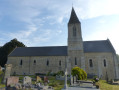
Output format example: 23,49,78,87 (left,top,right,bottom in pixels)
75,57,77,65
59,60,61,66
104,59,106,67
20,60,22,65
46,60,49,66
73,26,76,37
34,60,36,65
89,59,93,67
